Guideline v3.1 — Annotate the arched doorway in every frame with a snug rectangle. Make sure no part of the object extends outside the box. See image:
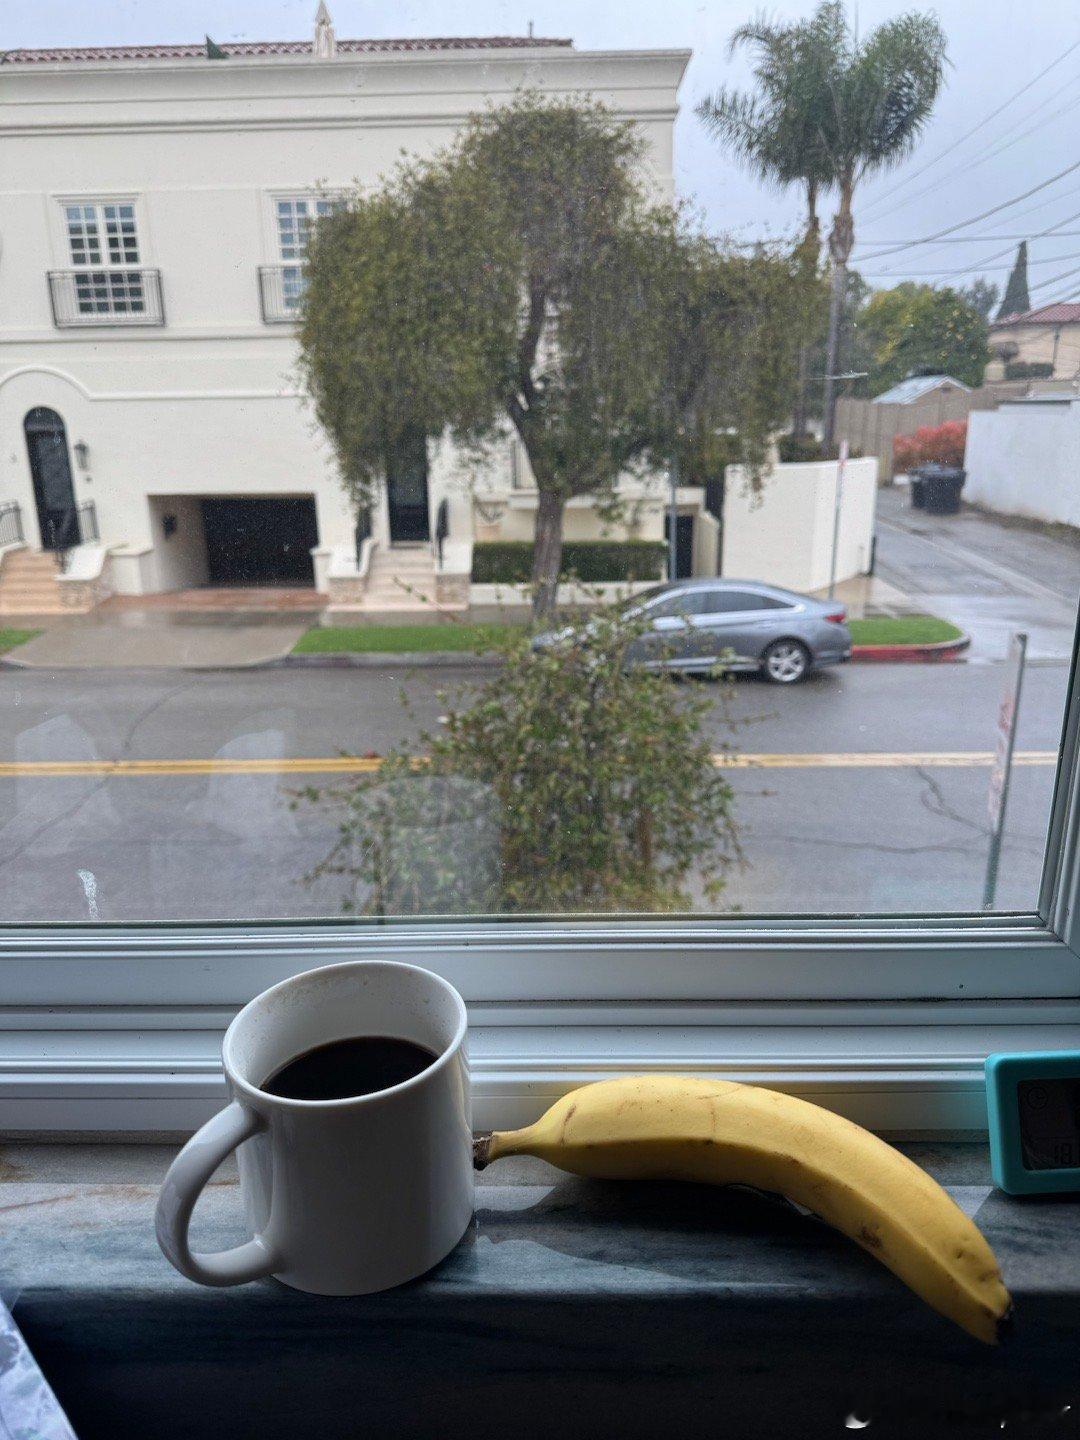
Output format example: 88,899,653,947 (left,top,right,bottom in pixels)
24,408,78,551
